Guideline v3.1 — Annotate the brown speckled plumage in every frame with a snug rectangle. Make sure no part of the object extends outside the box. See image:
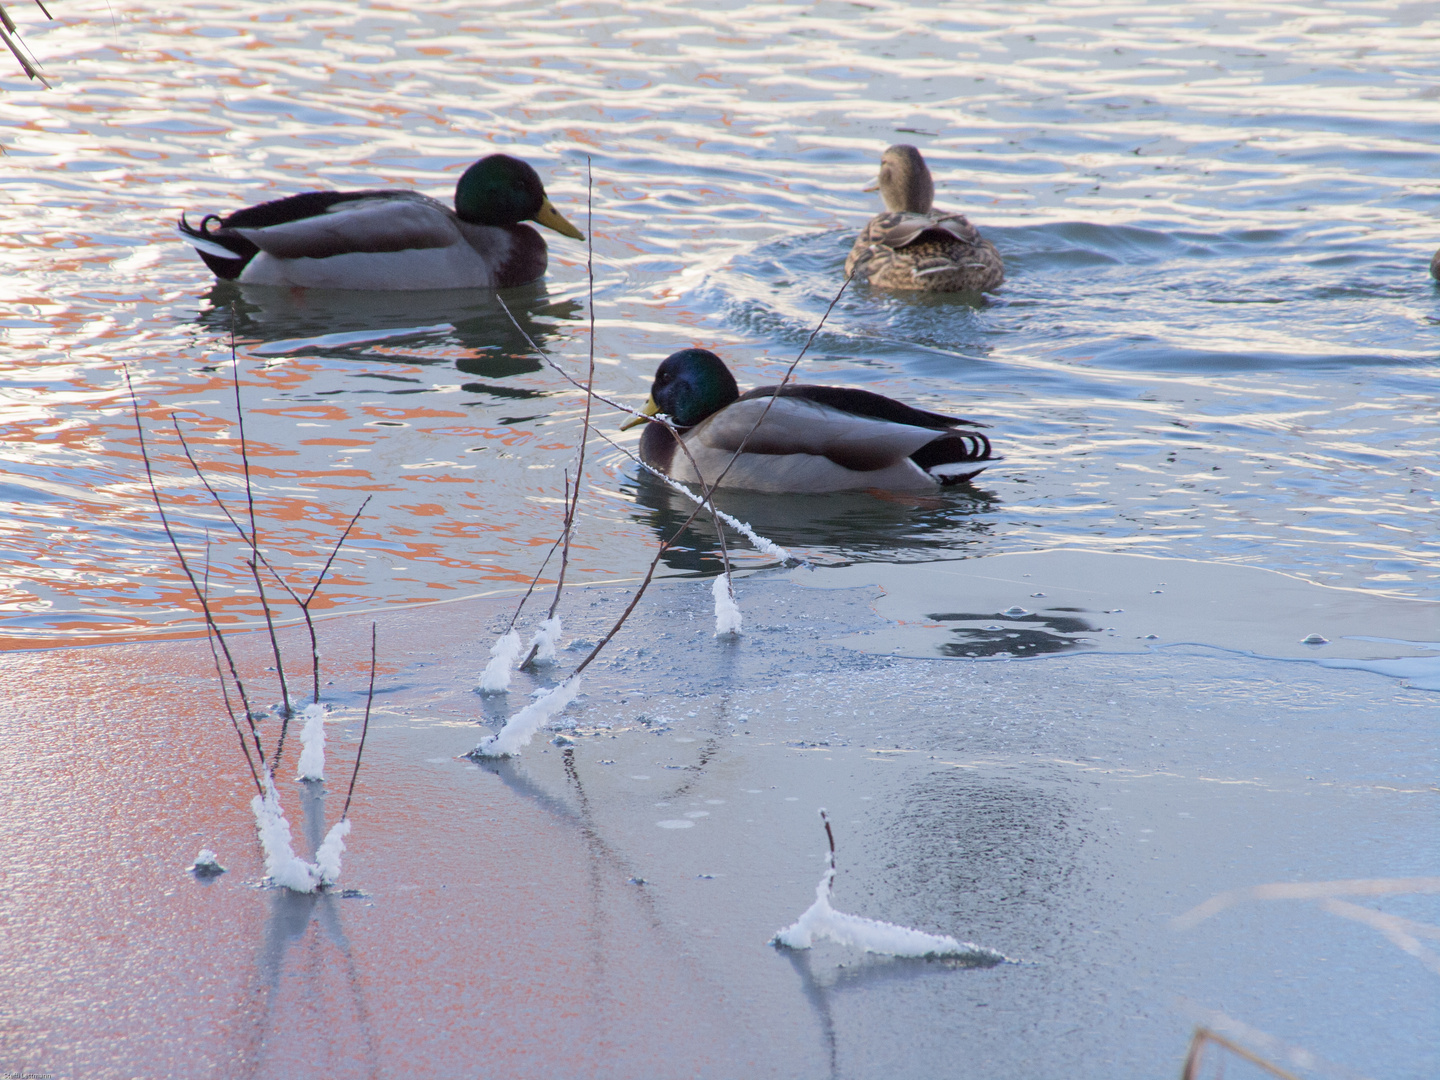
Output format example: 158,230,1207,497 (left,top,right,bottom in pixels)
845,145,1004,294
